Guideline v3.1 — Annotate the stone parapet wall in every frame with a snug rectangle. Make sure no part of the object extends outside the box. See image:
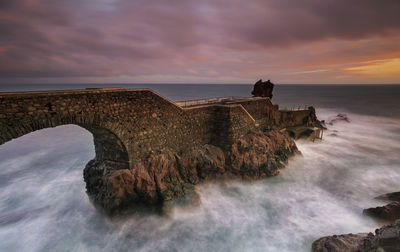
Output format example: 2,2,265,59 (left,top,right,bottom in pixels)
0,89,182,164
234,97,277,127
0,88,318,166
0,89,260,166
